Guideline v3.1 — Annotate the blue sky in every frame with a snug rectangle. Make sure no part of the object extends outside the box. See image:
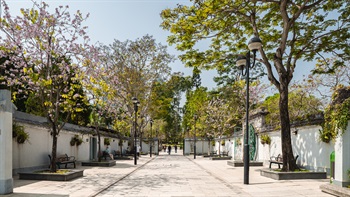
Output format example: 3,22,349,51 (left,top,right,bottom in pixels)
5,0,313,91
